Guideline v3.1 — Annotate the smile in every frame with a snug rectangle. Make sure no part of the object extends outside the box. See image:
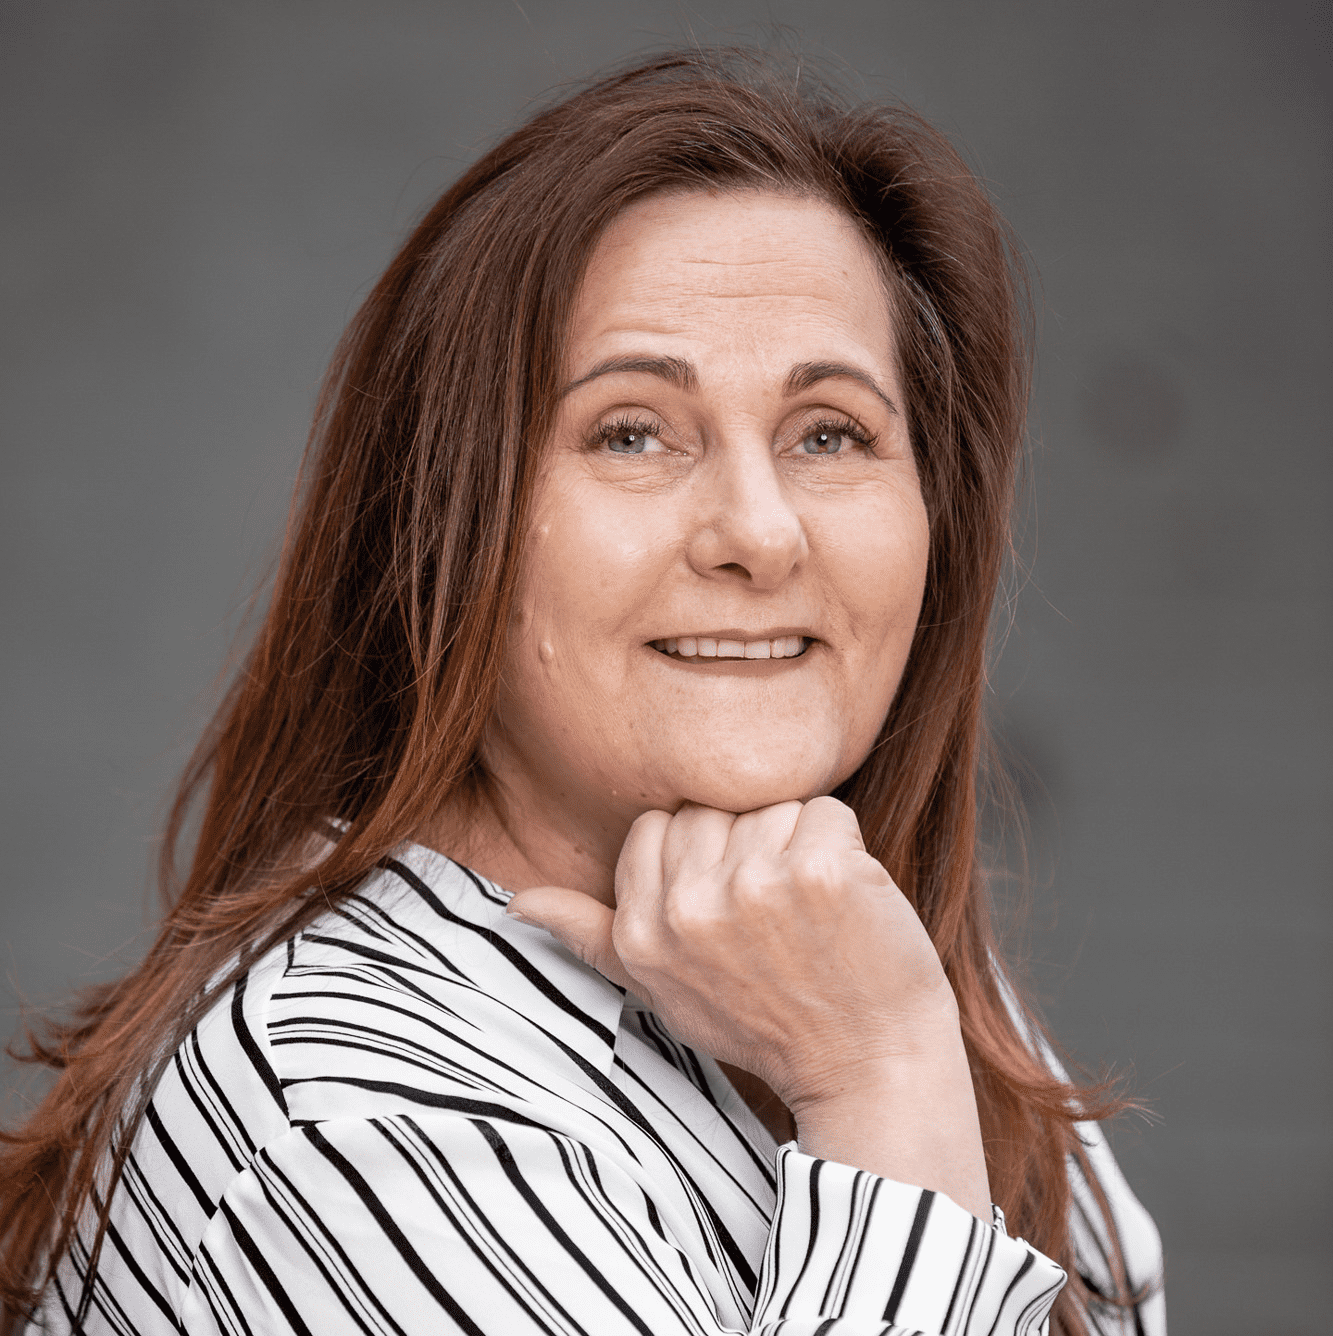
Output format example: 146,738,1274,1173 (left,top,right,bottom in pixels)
650,635,809,661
